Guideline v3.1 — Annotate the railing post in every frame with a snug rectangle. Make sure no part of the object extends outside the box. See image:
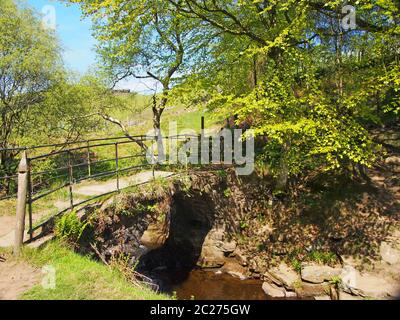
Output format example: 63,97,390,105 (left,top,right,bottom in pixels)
68,151,74,210
115,143,120,191
87,141,91,177
151,138,155,180
27,165,33,242
14,152,28,256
